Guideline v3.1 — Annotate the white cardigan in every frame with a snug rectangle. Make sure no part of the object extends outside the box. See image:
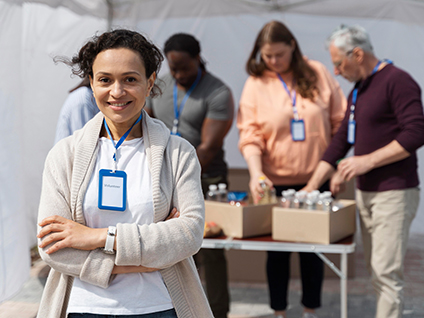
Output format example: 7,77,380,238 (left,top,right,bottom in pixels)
37,110,213,318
